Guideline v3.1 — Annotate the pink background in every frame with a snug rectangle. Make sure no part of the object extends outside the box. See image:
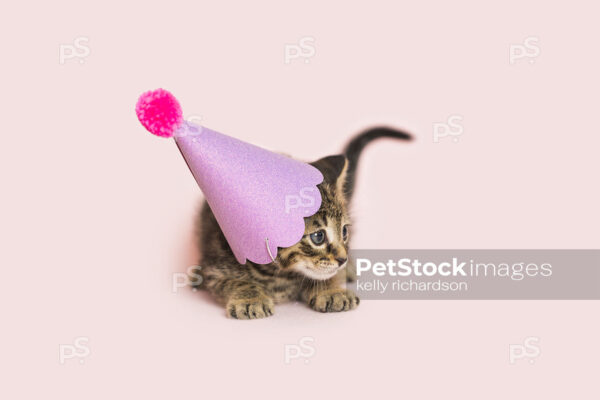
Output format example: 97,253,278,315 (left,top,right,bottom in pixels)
1,1,598,398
